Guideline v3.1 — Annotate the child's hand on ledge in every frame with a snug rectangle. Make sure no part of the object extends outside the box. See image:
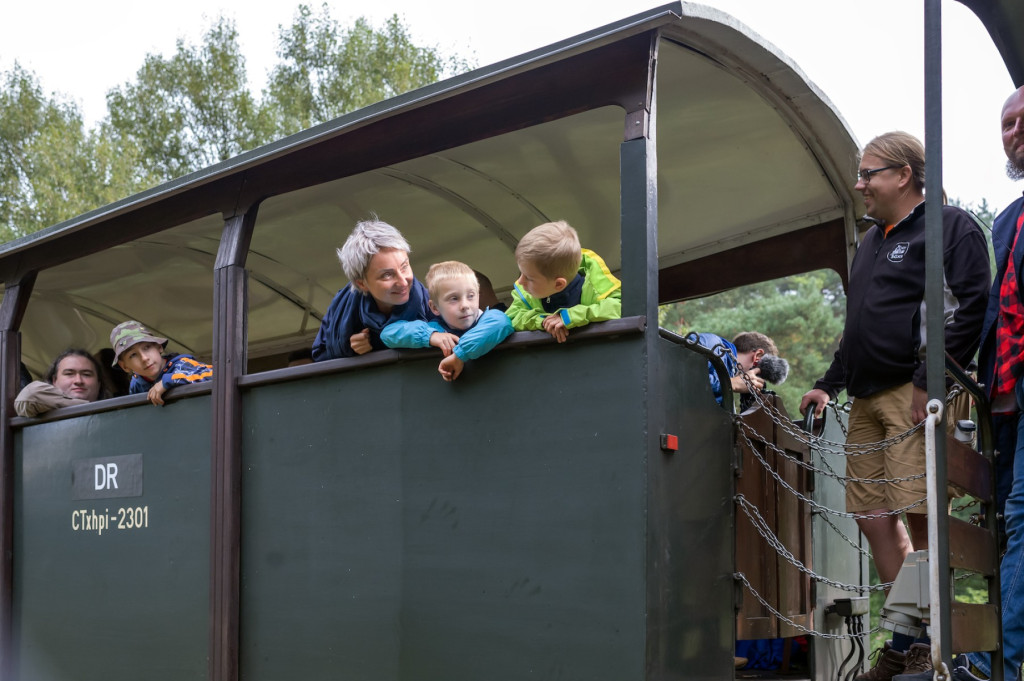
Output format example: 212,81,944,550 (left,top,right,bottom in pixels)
429,331,460,356
439,354,465,382
147,382,168,406
541,316,569,343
